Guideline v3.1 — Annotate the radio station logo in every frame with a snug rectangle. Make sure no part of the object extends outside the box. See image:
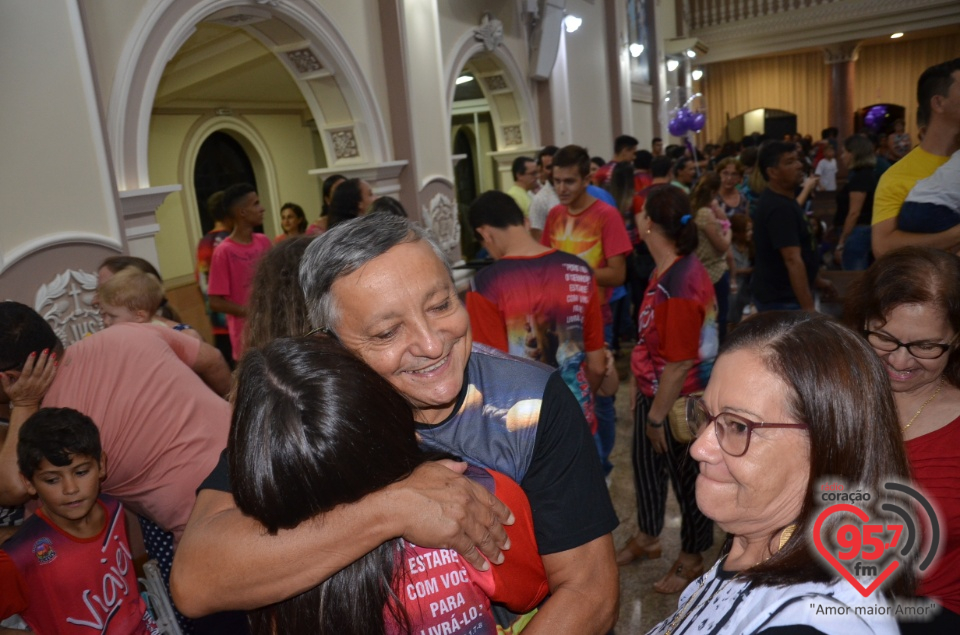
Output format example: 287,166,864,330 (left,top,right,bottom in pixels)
812,480,939,598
